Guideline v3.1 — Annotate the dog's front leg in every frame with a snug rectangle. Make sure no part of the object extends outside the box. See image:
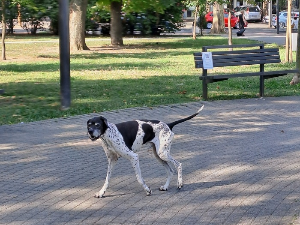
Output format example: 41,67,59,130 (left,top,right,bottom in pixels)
95,156,117,198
